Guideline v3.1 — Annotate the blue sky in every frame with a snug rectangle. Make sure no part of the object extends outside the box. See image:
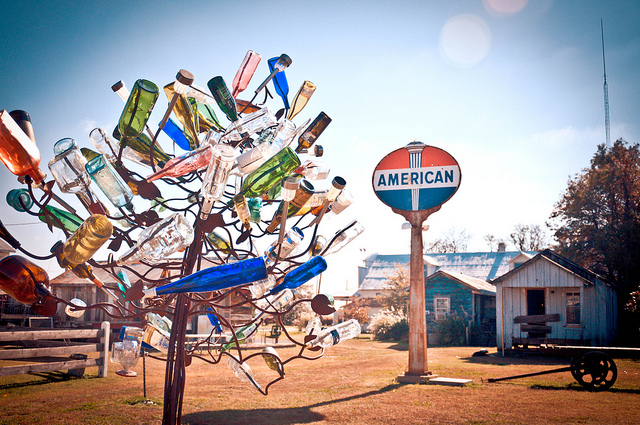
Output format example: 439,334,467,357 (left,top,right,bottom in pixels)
1,1,639,294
